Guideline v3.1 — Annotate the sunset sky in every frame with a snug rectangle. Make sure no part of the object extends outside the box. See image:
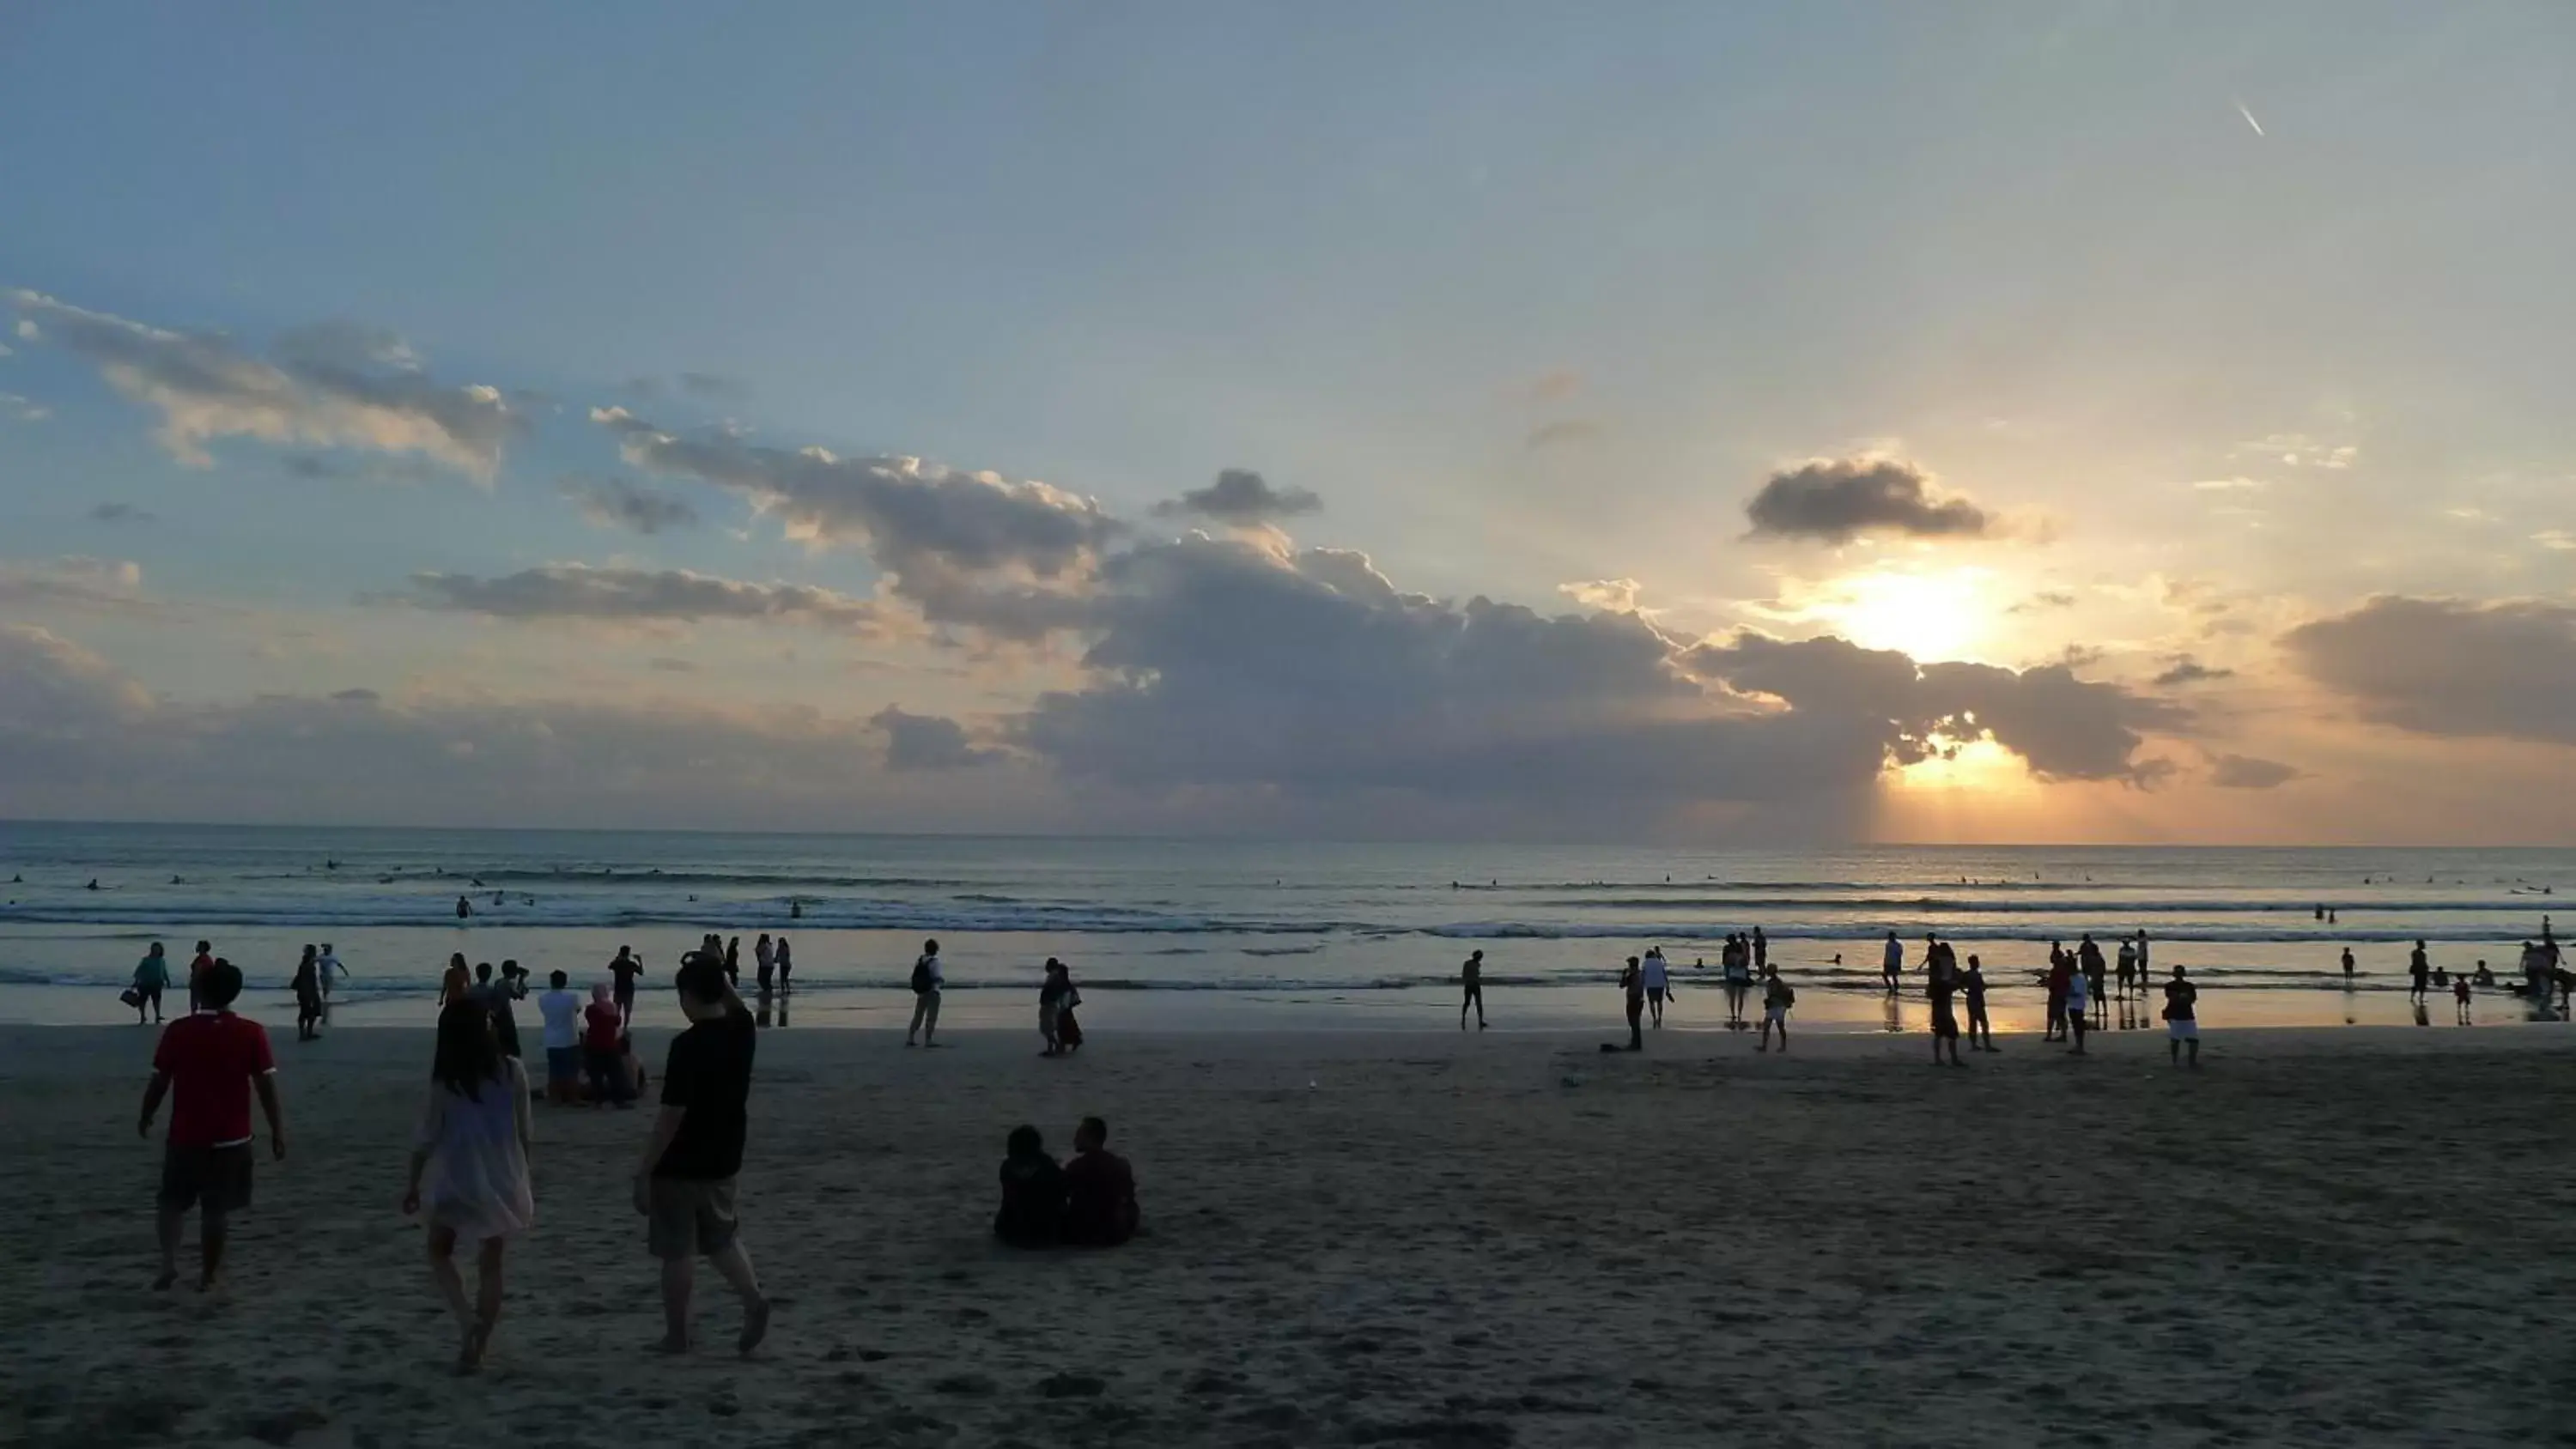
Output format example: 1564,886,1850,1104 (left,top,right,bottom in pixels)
4,3,2573,841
